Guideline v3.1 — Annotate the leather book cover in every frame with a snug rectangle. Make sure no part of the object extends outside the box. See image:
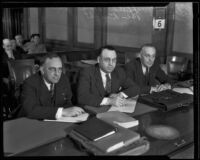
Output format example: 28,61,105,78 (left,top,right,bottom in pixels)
73,117,117,141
